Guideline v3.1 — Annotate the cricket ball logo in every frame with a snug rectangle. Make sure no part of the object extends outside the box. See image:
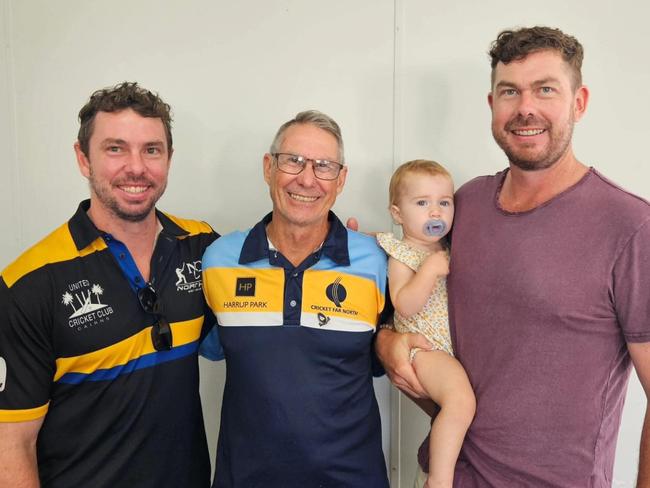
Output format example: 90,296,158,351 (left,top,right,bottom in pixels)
325,277,347,308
